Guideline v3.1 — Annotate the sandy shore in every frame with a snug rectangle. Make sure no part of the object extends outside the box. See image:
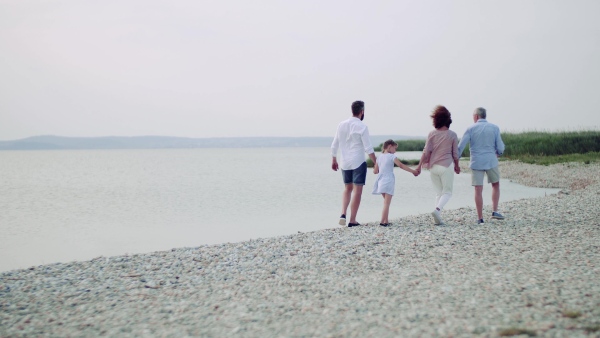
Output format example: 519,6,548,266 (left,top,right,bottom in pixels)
1,161,599,337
